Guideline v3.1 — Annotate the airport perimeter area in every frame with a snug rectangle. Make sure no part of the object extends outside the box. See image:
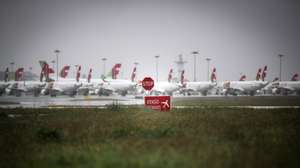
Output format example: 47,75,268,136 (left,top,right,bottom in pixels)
0,96,300,168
